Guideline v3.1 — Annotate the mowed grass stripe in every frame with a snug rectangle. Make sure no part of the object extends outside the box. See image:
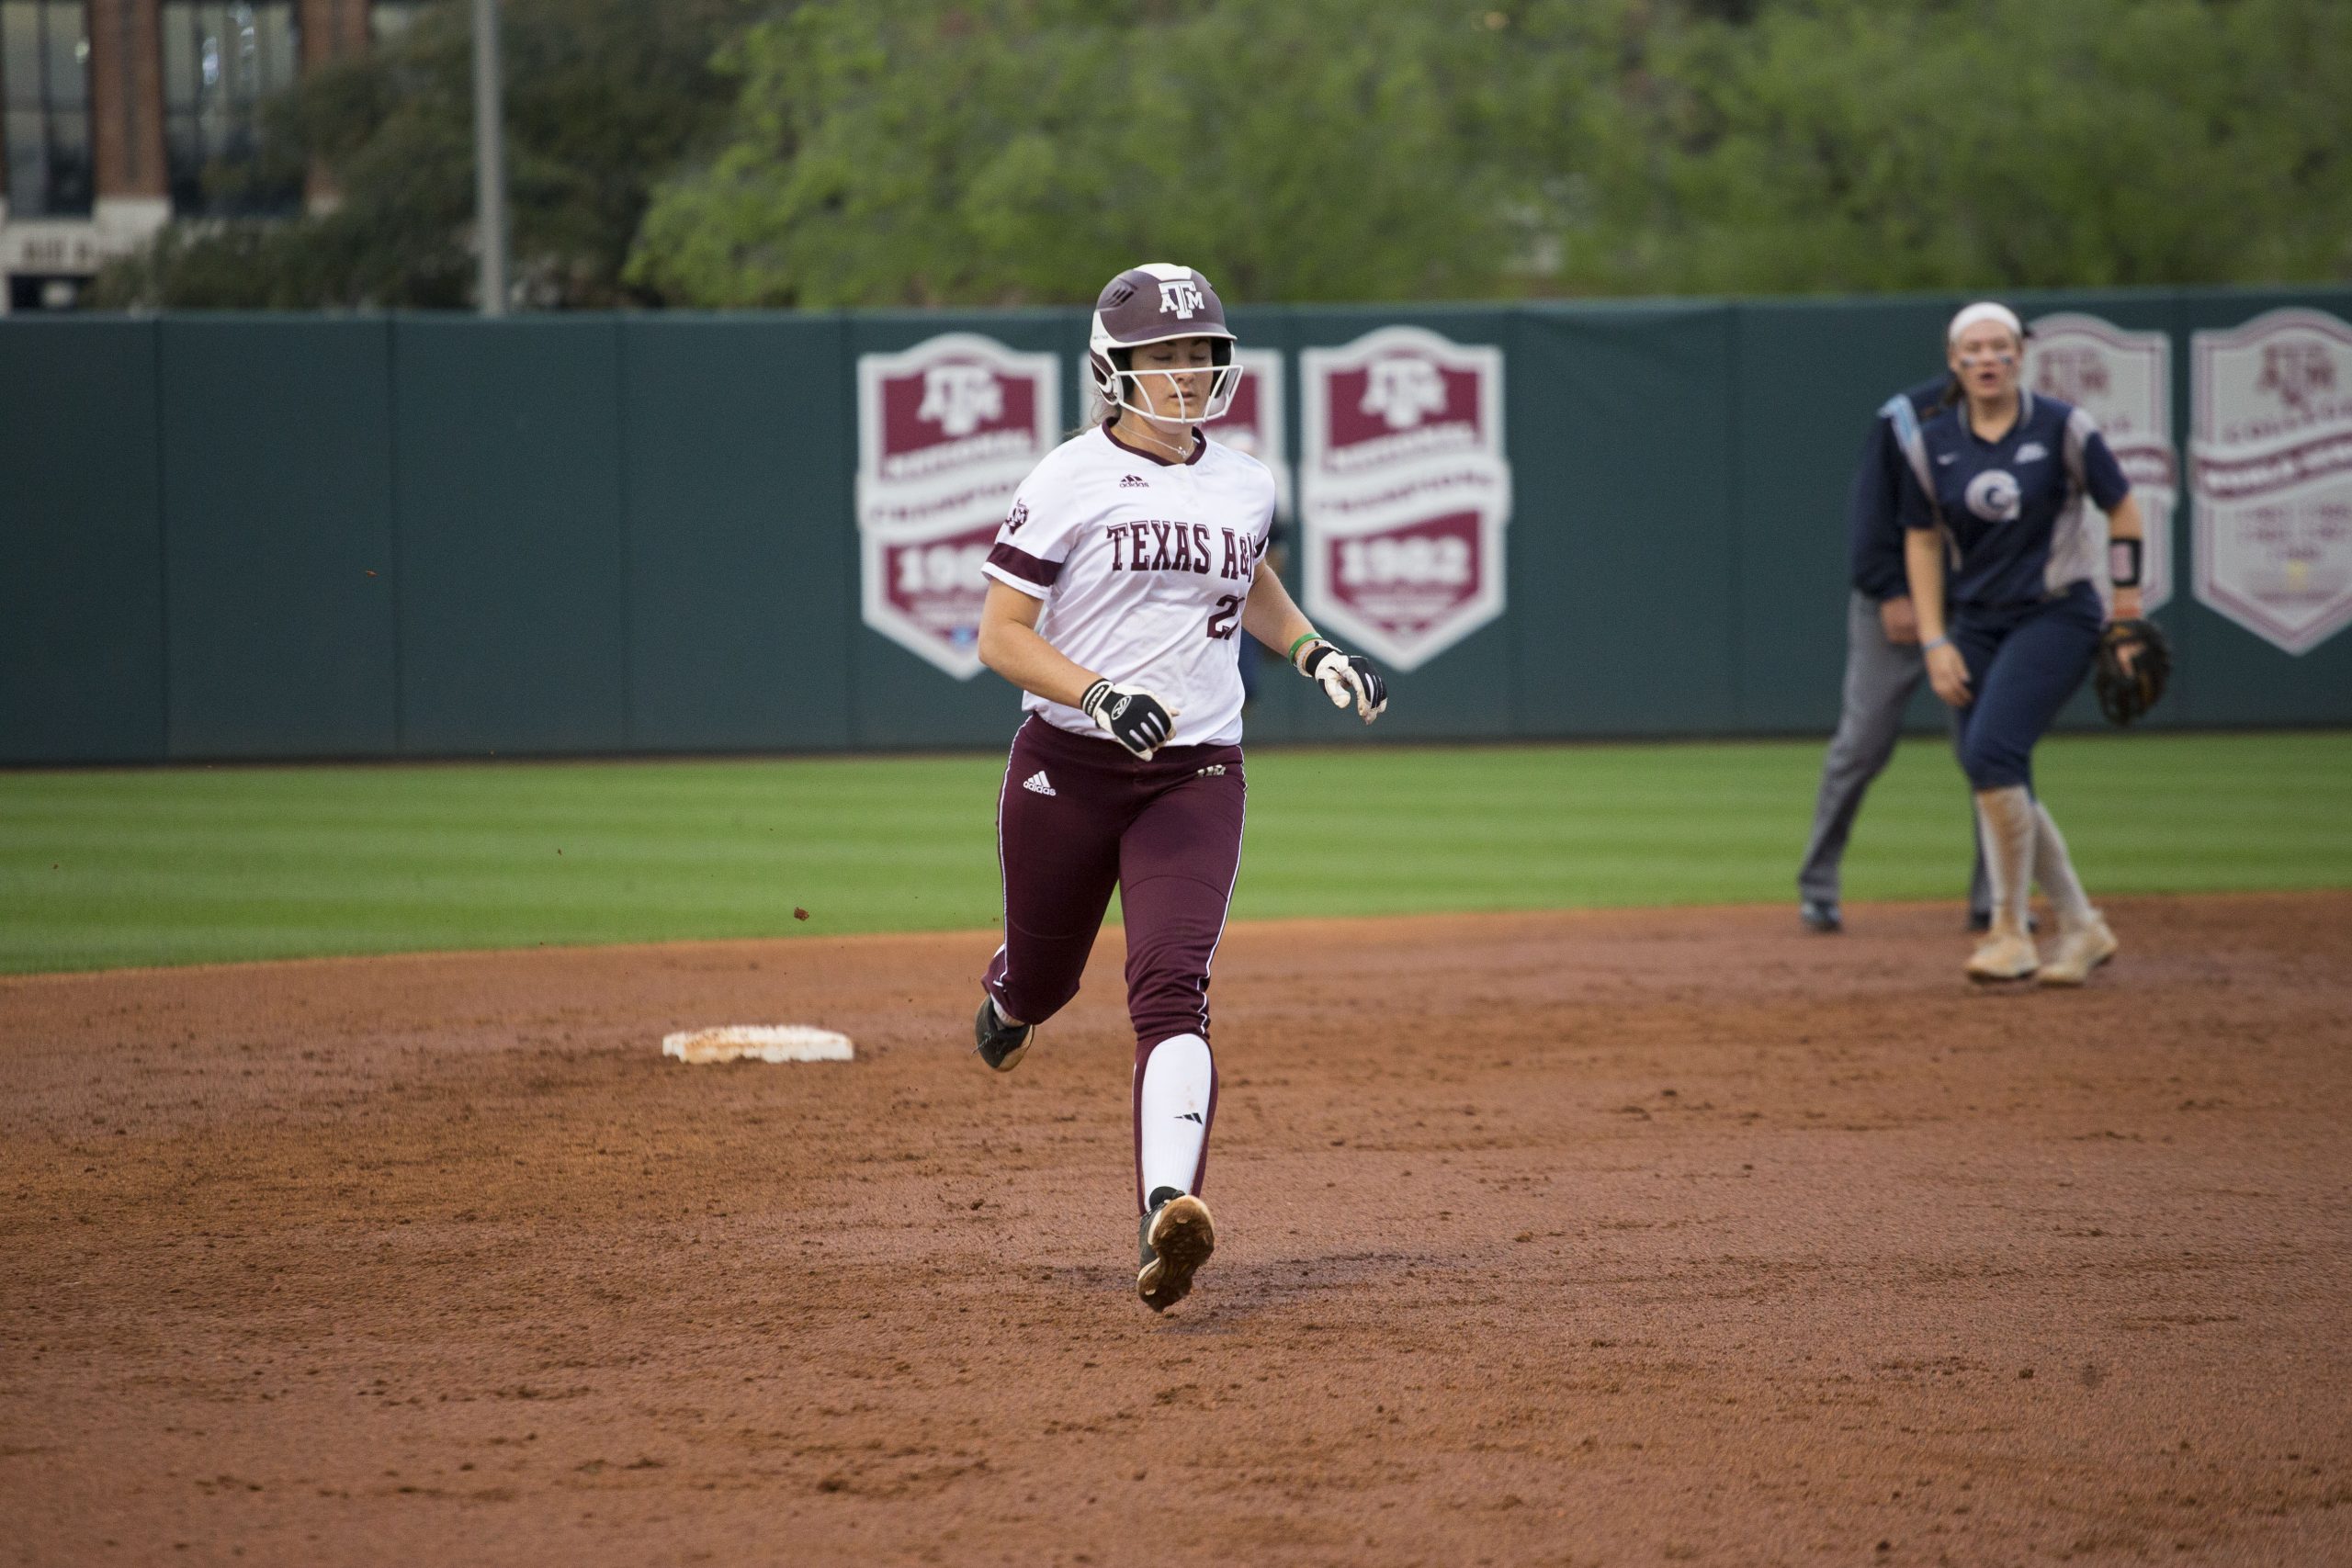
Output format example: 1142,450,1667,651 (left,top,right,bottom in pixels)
3,731,2346,974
